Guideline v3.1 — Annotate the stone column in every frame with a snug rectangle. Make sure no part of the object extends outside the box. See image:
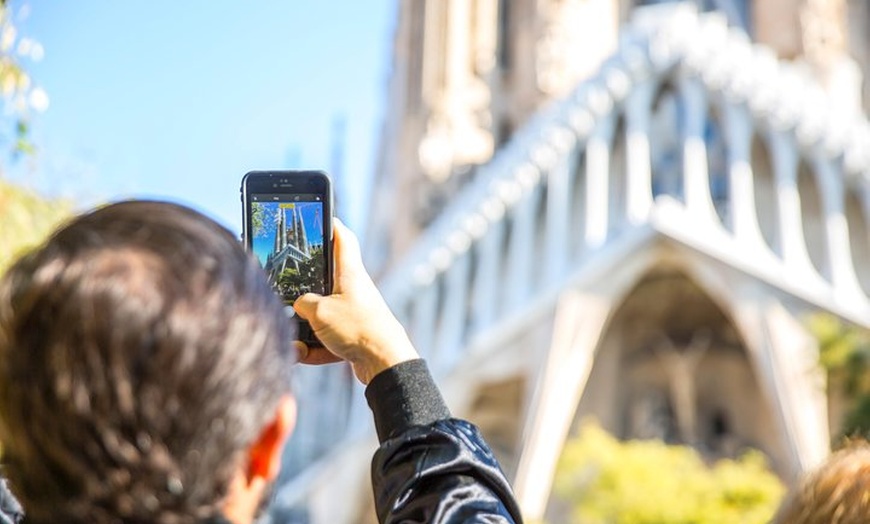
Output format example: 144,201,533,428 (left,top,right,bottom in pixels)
770,132,816,276
471,214,506,334
679,75,719,226
505,184,542,308
513,291,613,521
813,155,865,304
625,81,656,224
723,103,767,248
434,250,472,374
545,151,575,284
585,116,616,248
